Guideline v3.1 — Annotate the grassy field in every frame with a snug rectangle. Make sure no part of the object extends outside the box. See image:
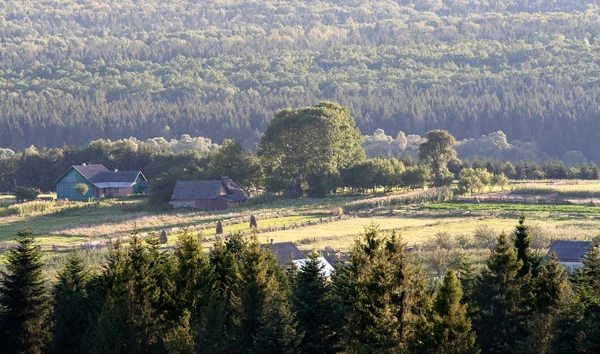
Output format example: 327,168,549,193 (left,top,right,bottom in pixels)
2,182,600,258
424,202,600,214
511,180,600,198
